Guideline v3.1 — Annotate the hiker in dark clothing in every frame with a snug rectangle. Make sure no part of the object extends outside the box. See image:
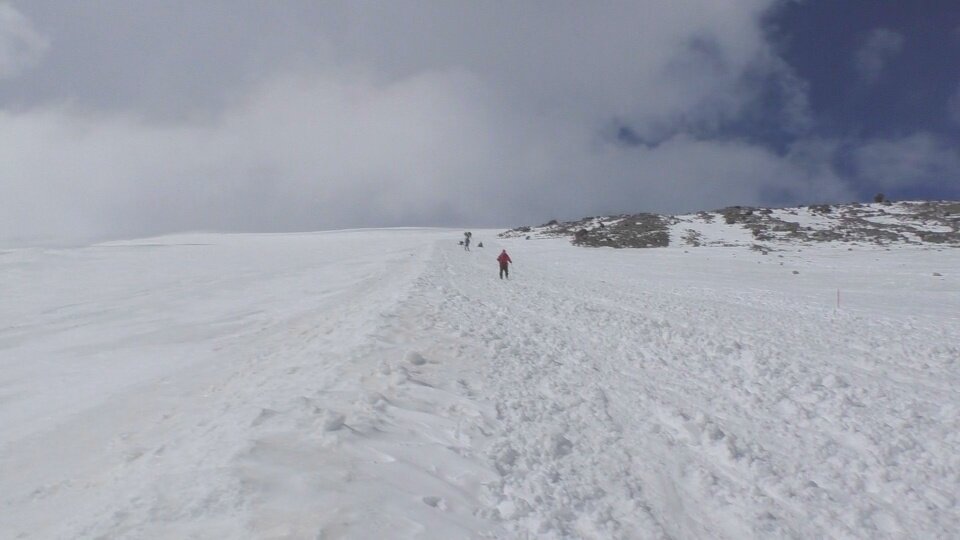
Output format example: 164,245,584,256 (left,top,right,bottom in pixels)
497,249,512,279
